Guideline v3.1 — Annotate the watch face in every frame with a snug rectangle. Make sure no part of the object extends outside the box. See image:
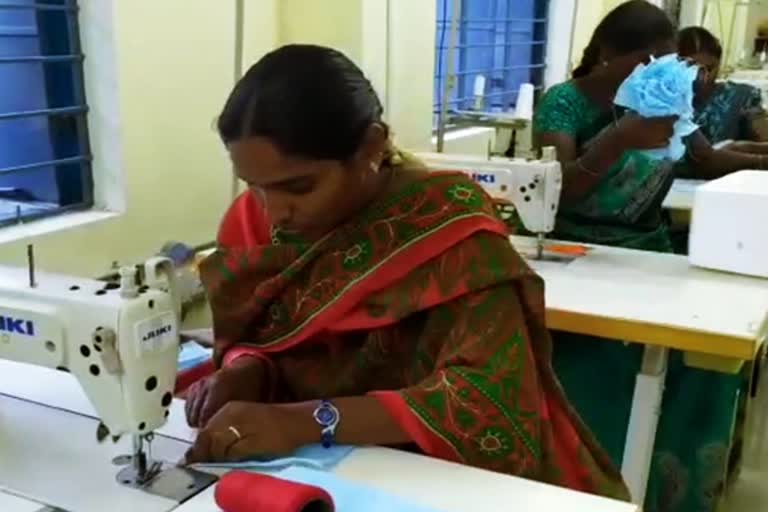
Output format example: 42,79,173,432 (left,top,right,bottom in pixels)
316,406,336,426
